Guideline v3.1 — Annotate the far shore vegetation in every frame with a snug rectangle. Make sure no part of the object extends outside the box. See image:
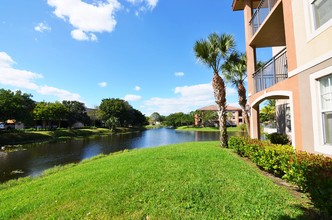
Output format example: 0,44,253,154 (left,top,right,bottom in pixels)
176,125,245,132
0,127,144,146
0,142,314,219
